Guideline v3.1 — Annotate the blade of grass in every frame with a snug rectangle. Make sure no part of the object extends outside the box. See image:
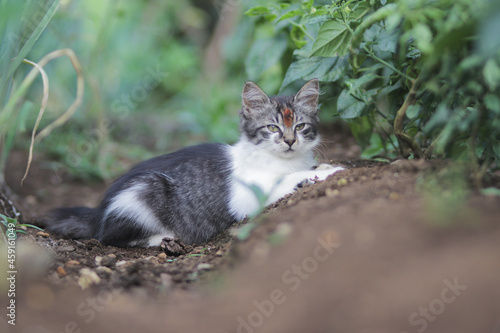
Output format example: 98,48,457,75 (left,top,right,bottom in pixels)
17,223,43,231
4,0,60,82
